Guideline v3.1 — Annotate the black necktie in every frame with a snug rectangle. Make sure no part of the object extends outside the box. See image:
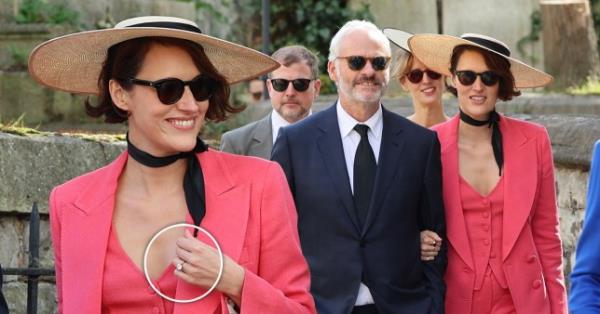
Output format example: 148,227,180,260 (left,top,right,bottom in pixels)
353,124,376,228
